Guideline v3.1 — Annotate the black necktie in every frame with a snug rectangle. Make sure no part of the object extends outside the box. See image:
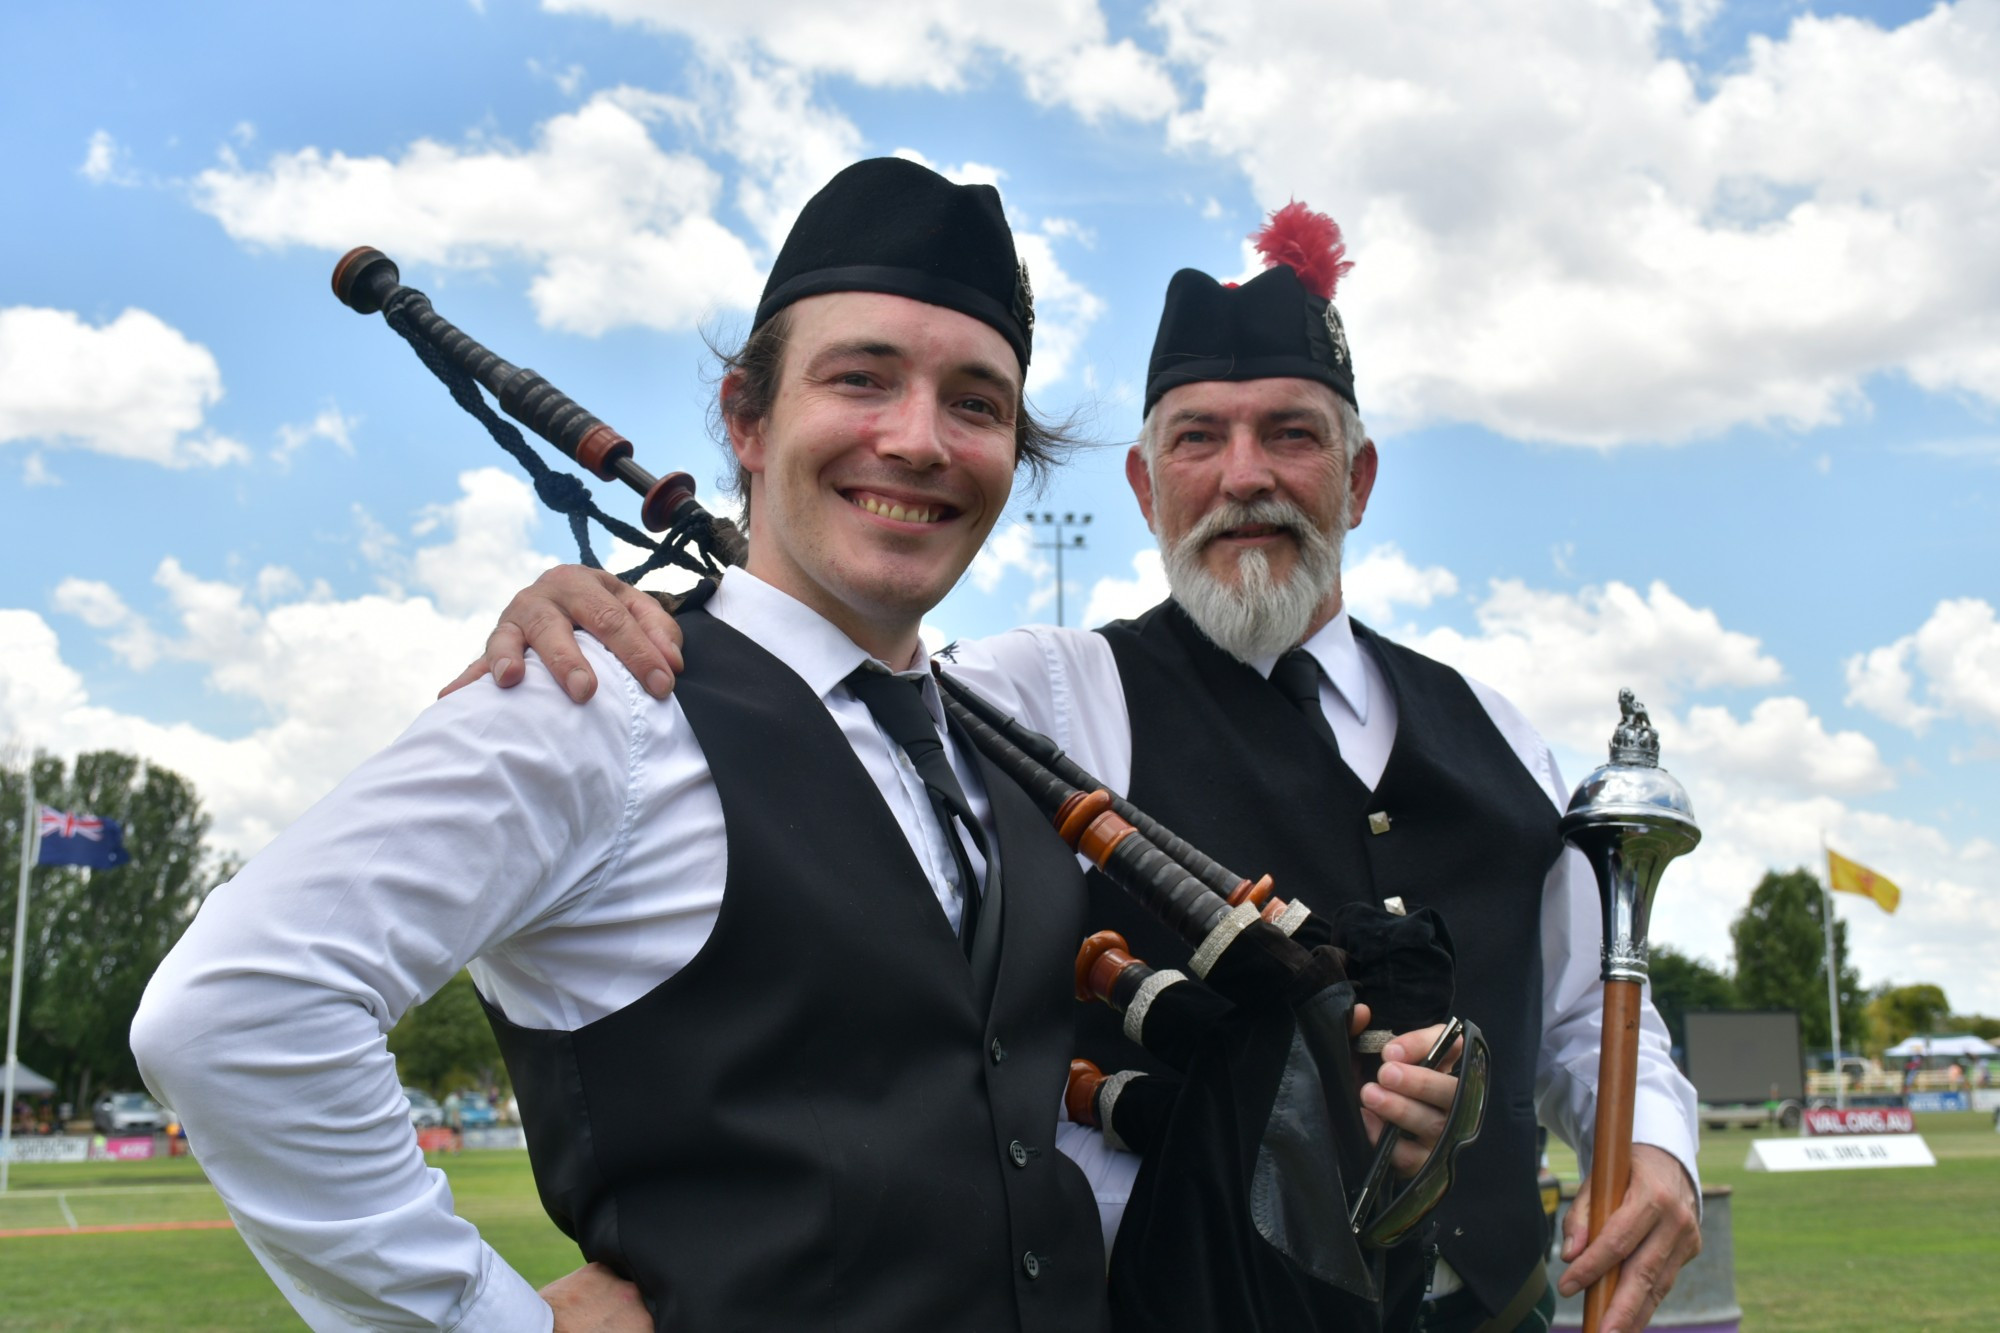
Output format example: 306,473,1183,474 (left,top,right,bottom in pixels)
1270,648,1342,758
845,667,985,953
